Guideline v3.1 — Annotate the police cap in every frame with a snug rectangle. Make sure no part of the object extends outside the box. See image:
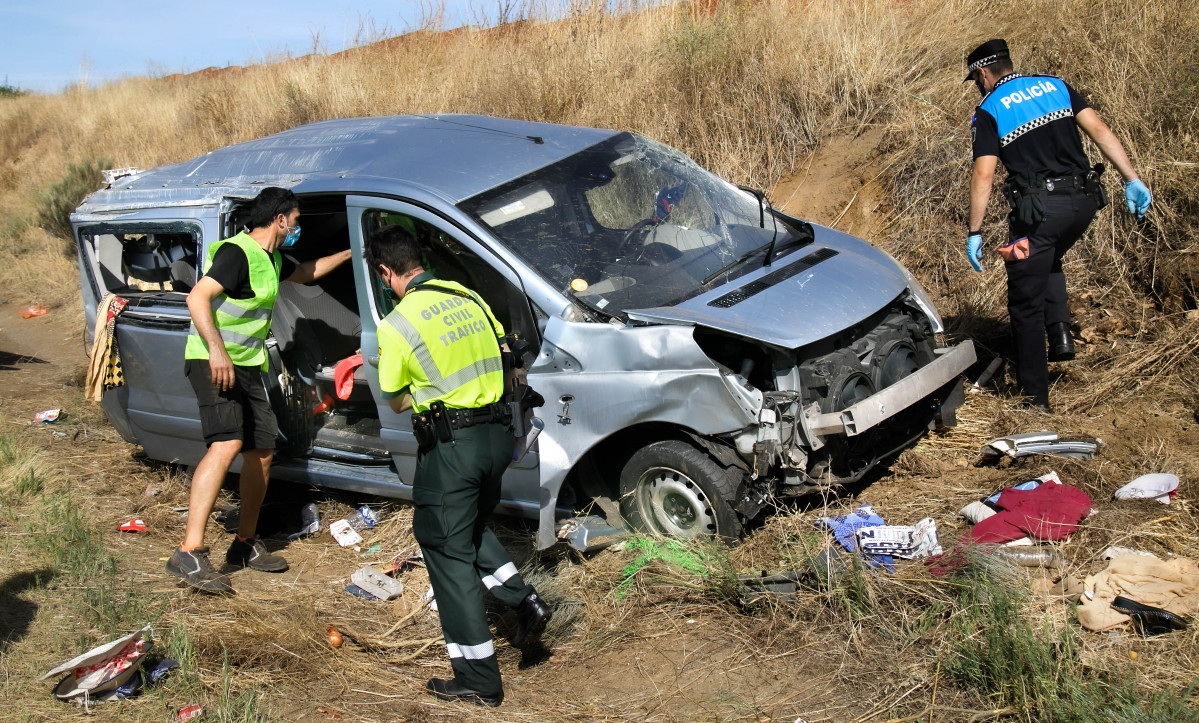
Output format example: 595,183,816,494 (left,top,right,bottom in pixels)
964,39,1010,81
